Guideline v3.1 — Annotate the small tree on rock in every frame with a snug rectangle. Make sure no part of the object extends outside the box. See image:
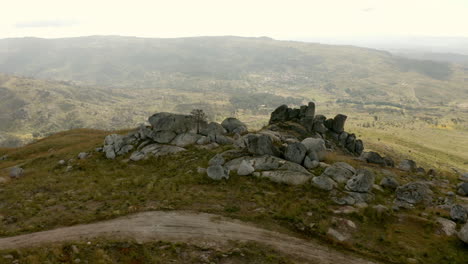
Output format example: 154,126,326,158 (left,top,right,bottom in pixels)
191,109,207,134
